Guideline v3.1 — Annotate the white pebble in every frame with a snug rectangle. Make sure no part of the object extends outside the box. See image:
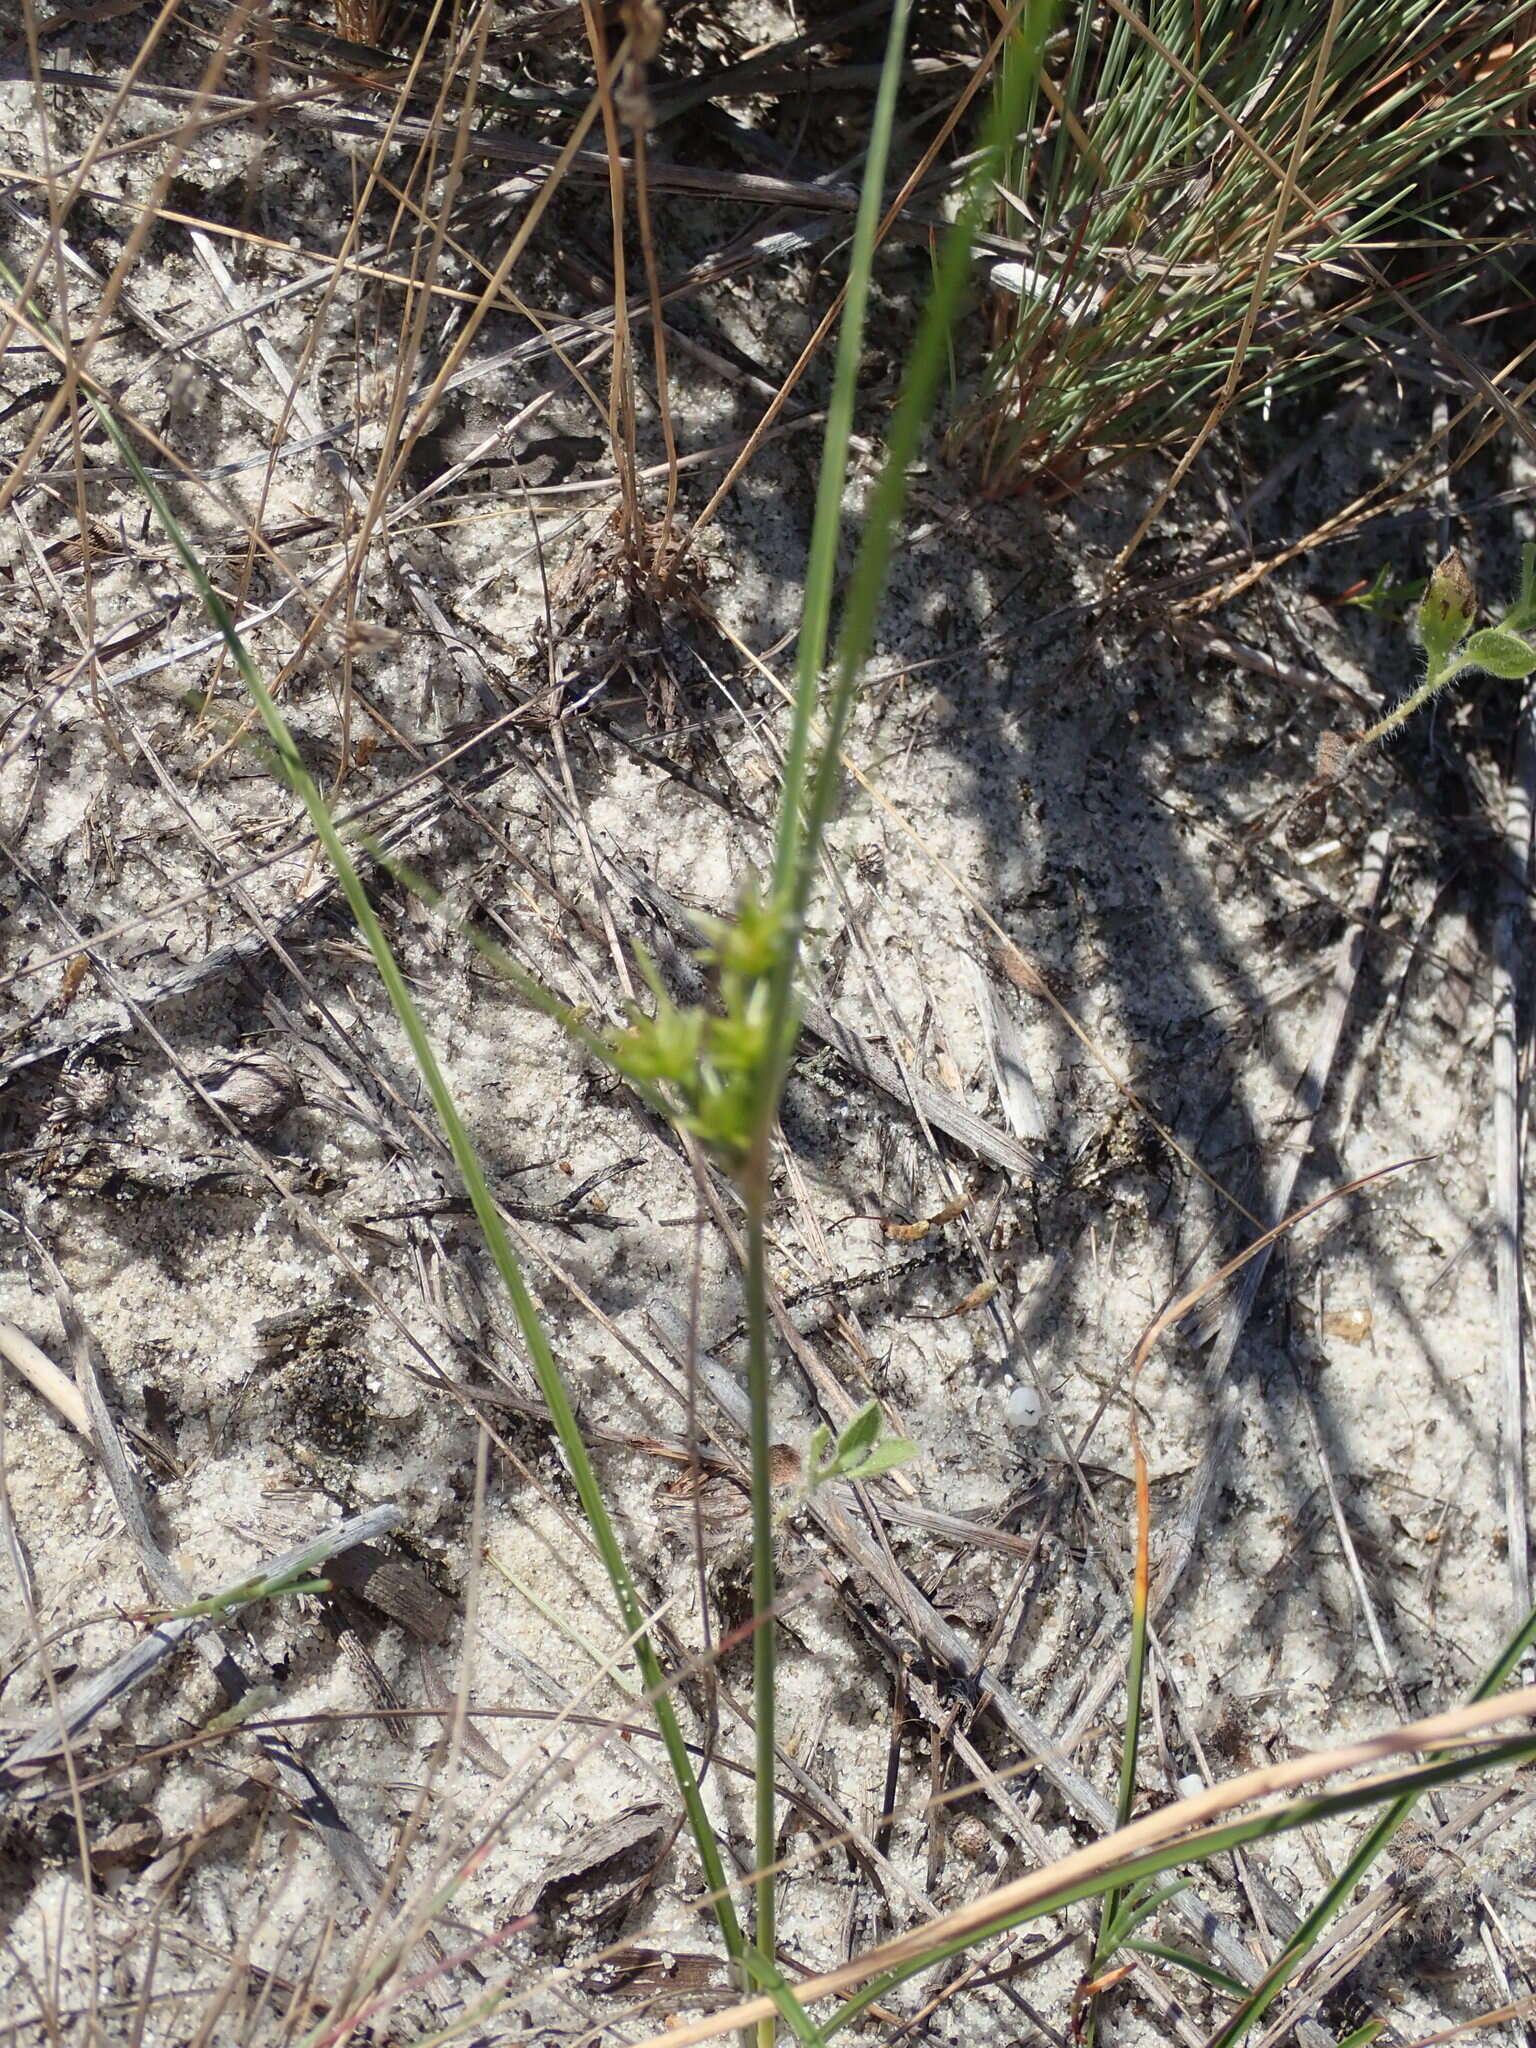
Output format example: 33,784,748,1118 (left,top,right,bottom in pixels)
1005,1381,1043,1430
